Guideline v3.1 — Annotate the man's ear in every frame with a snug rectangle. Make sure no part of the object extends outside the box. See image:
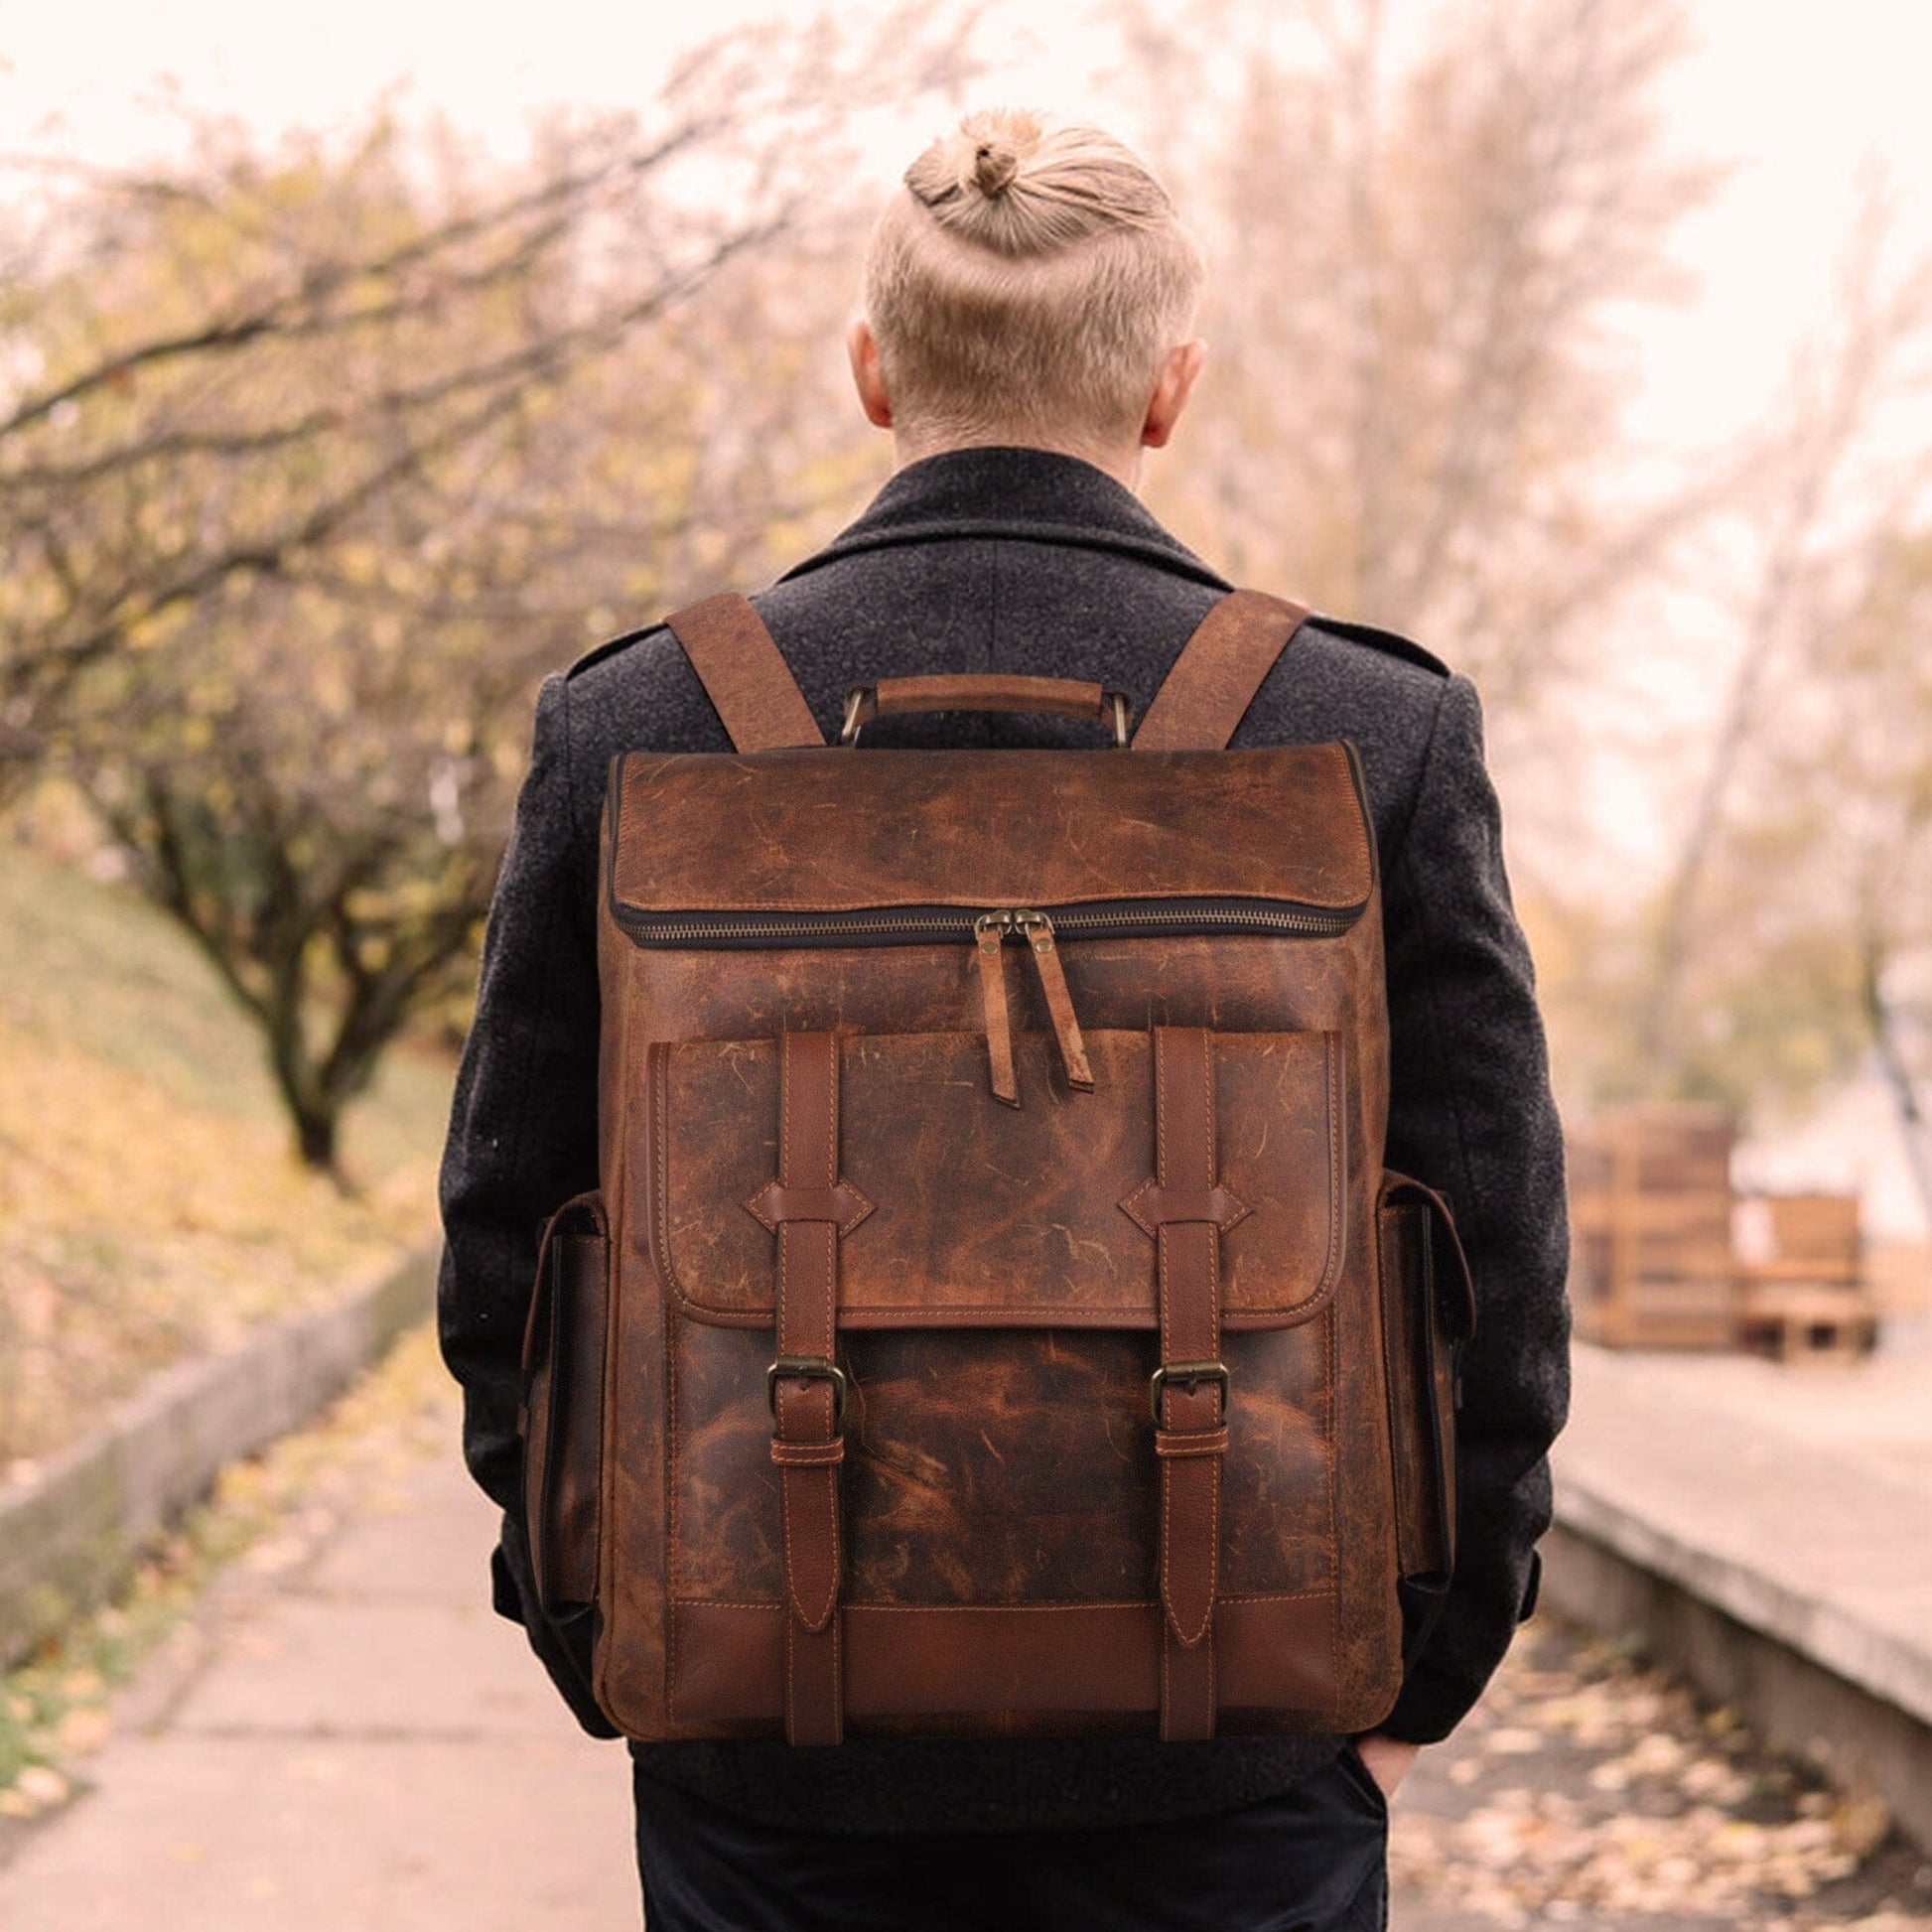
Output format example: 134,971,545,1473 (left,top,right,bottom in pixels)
1141,339,1207,450
847,317,894,430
